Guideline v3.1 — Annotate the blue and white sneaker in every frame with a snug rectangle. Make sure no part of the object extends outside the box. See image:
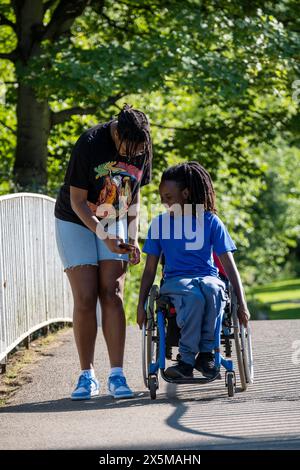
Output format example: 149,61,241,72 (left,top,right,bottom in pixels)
71,372,100,400
108,375,134,399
